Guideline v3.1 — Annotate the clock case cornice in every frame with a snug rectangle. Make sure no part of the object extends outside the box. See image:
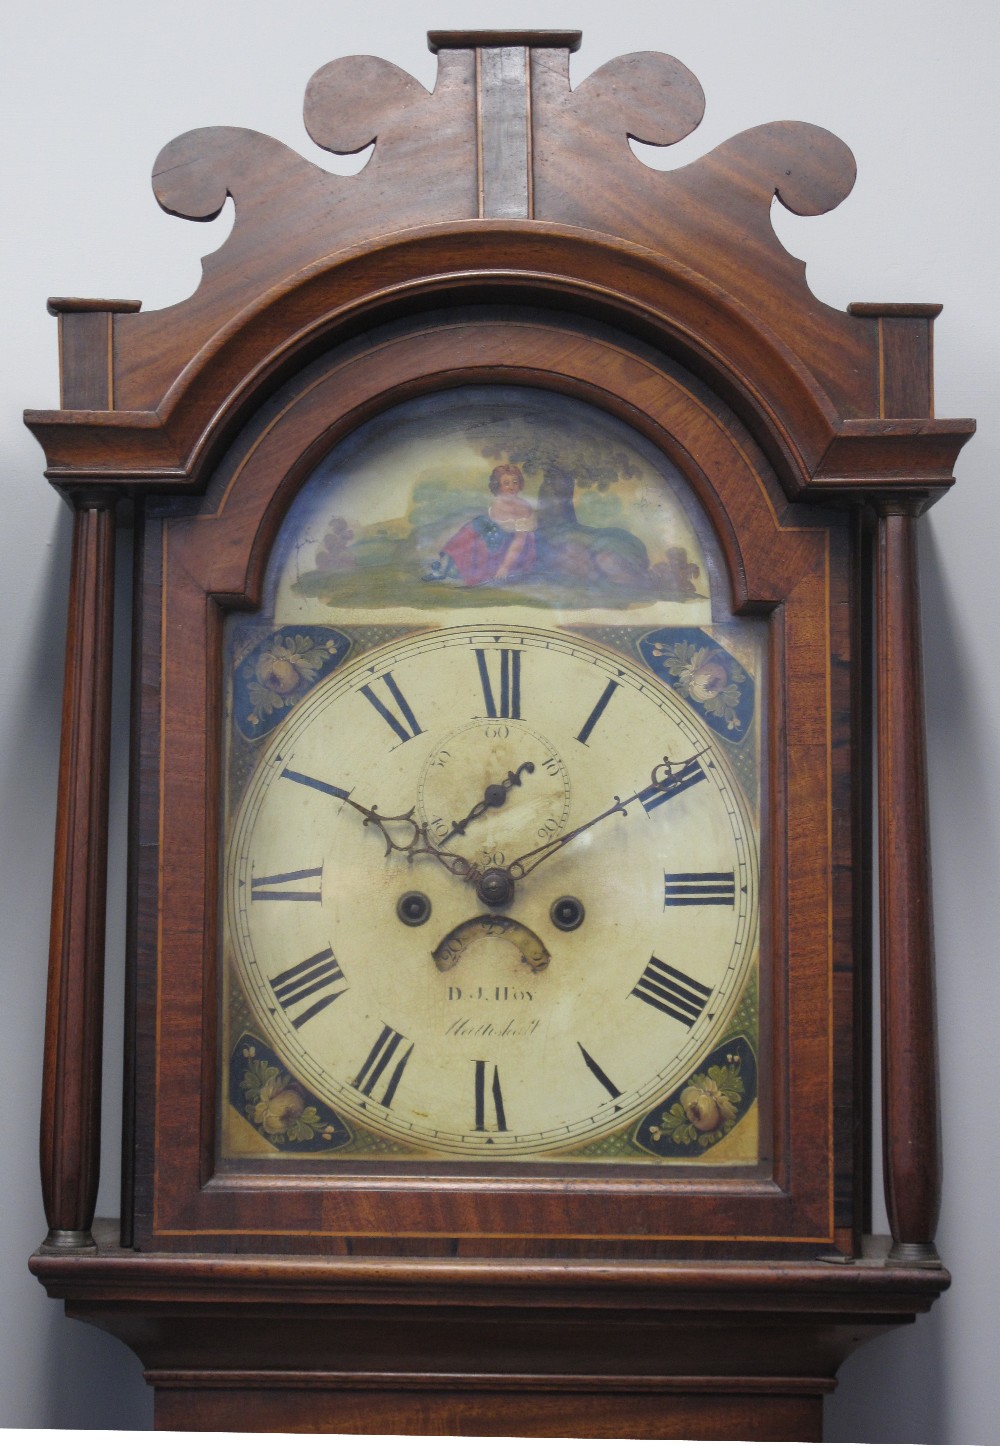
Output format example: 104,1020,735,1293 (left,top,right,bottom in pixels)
28,31,970,1438
25,38,971,510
